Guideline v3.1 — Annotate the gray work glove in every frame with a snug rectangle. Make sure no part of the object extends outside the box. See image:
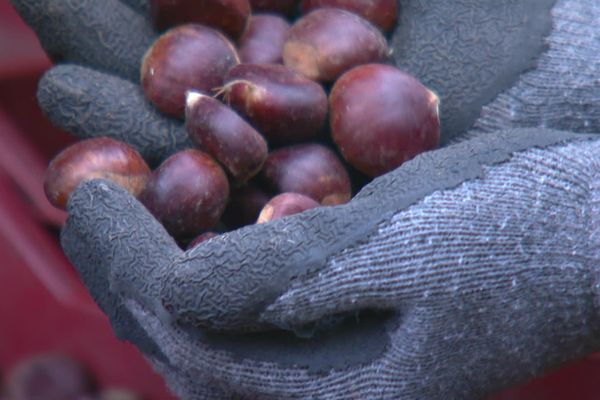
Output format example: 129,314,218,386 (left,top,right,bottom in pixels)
11,0,600,398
